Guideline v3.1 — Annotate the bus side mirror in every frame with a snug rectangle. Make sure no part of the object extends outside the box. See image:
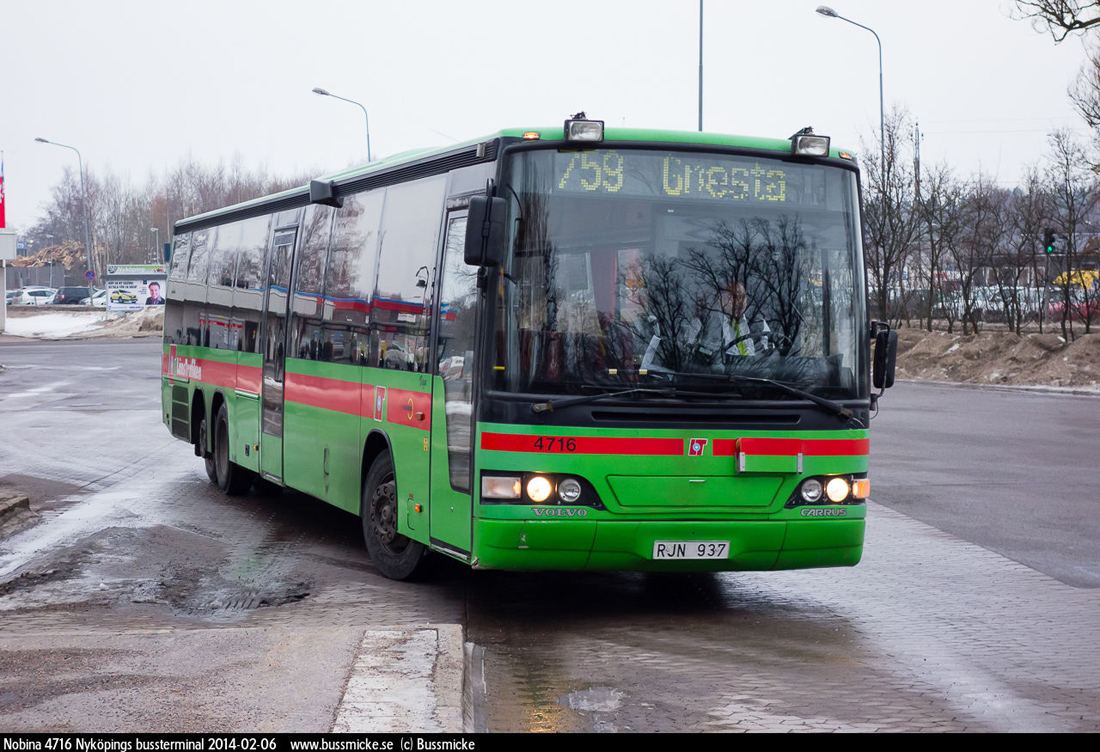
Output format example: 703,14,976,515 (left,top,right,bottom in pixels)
872,328,898,390
465,195,507,267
